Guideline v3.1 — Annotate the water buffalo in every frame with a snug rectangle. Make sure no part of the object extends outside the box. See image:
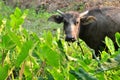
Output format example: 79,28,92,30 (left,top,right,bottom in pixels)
48,7,120,58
